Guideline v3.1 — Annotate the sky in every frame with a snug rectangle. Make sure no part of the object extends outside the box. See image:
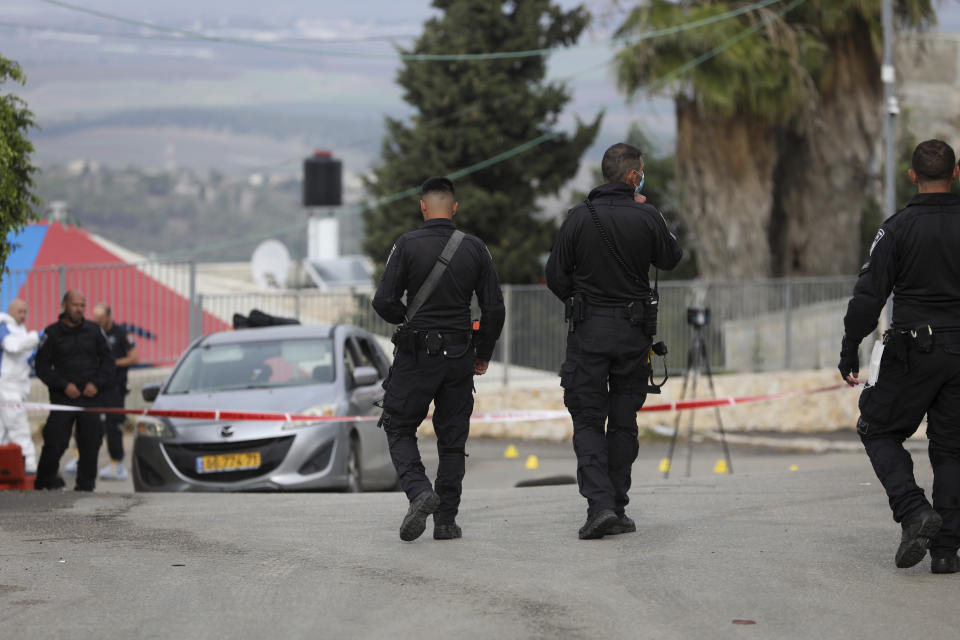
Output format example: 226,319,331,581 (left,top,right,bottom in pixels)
0,0,674,176
4,0,960,180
